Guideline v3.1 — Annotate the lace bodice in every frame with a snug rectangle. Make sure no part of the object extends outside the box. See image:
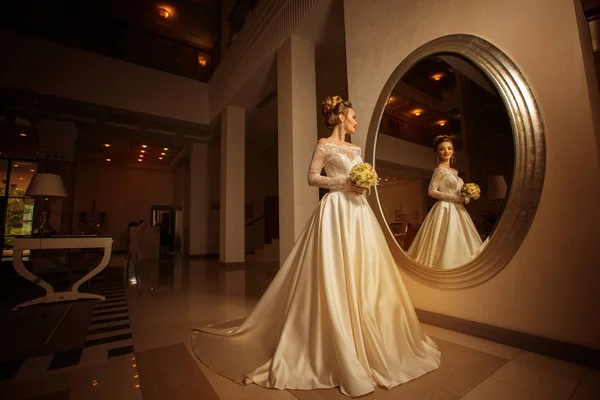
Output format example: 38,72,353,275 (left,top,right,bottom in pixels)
428,167,464,203
308,142,363,191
